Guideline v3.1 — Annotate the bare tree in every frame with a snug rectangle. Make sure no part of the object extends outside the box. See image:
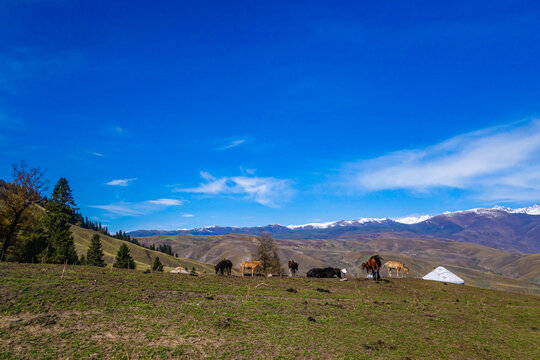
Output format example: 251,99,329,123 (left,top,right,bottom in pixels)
0,161,47,261
254,232,282,274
